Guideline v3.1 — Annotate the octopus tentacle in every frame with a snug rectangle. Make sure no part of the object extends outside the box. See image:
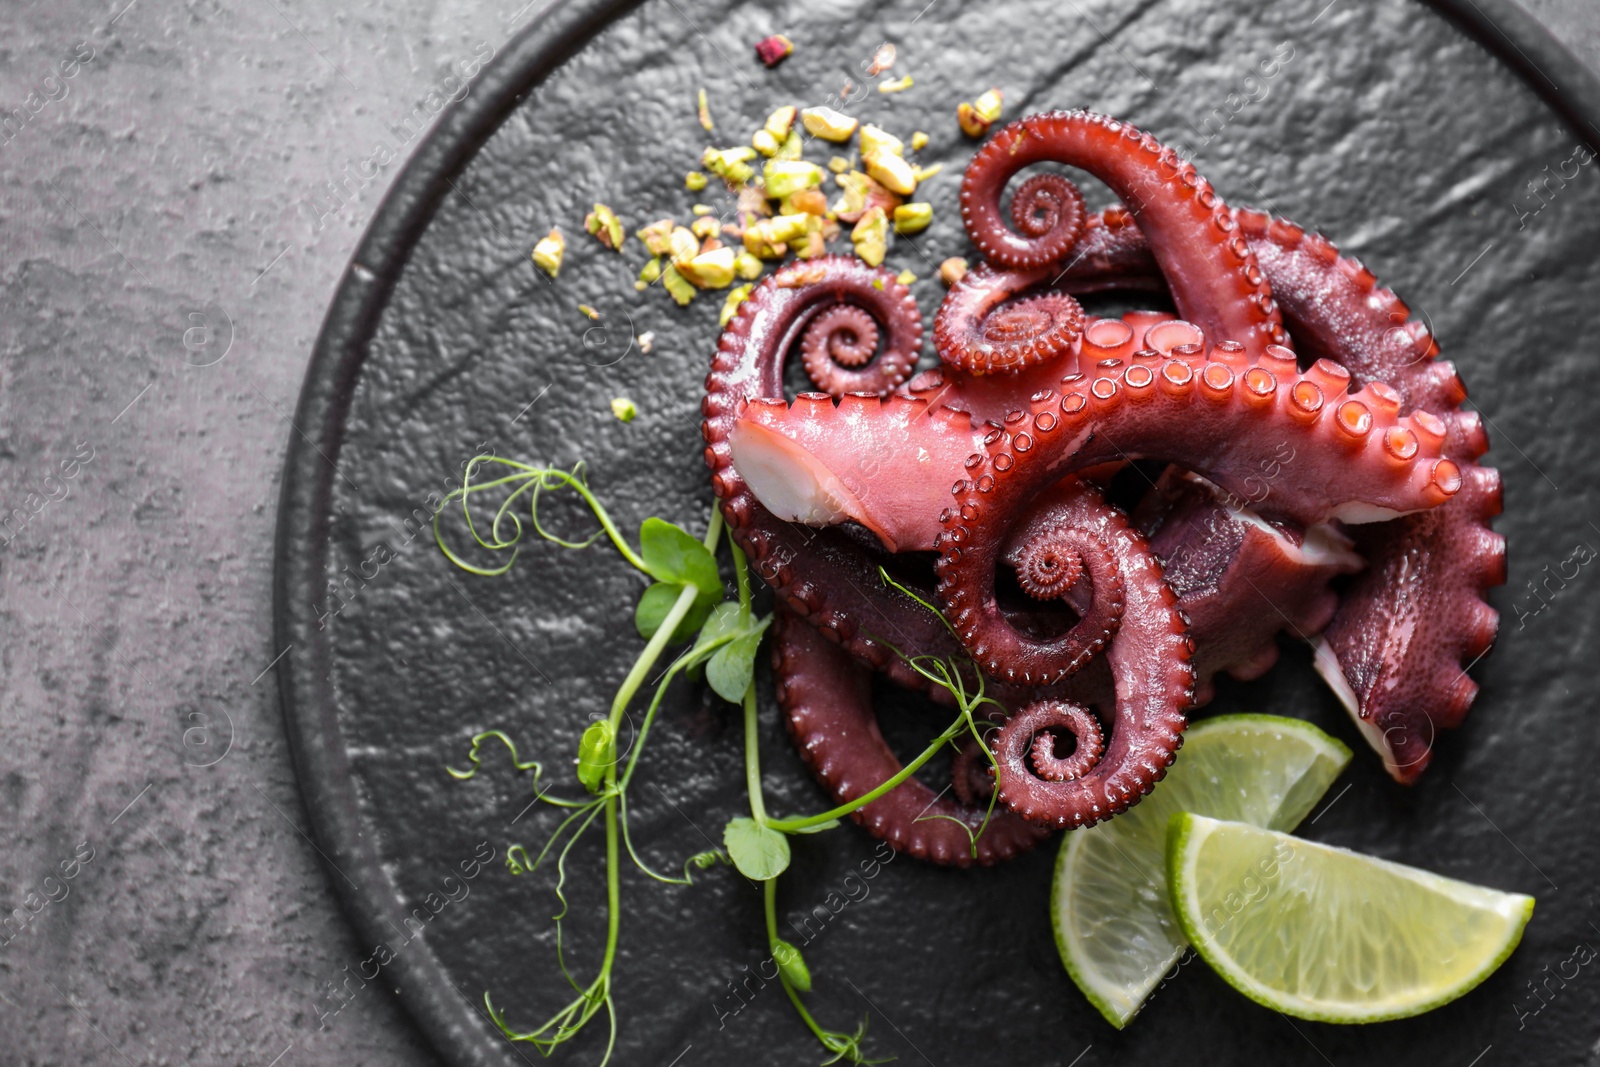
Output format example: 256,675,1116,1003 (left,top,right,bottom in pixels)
771,609,1052,866
959,110,1287,356
703,256,964,690
1230,209,1505,782
799,304,916,395
961,480,1192,829
932,264,1087,376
